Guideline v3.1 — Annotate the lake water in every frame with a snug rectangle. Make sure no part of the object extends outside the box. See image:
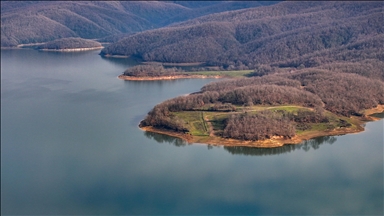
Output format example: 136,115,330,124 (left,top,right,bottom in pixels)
1,49,383,215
